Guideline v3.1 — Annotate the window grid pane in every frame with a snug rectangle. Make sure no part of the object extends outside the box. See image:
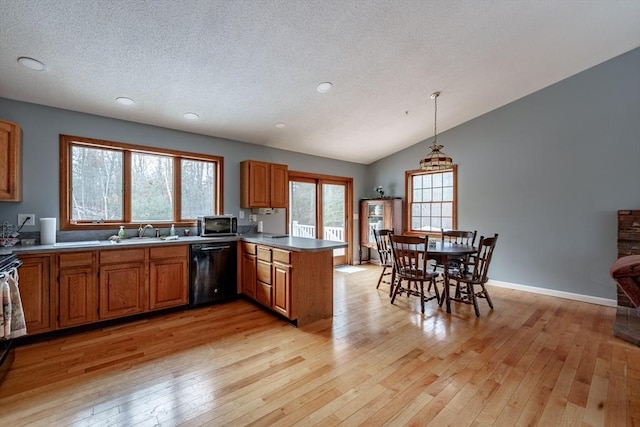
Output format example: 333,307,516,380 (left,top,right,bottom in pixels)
408,168,456,233
70,145,123,221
